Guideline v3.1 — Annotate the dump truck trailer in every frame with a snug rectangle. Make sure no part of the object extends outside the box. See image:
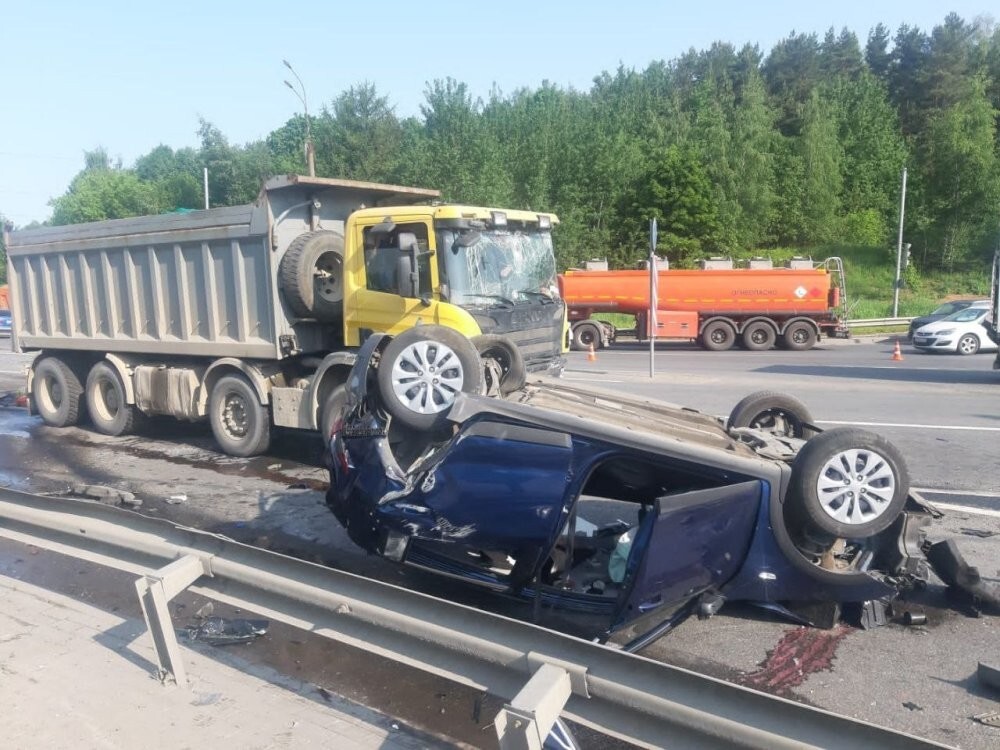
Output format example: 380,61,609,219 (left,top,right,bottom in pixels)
3,175,565,456
559,257,849,352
